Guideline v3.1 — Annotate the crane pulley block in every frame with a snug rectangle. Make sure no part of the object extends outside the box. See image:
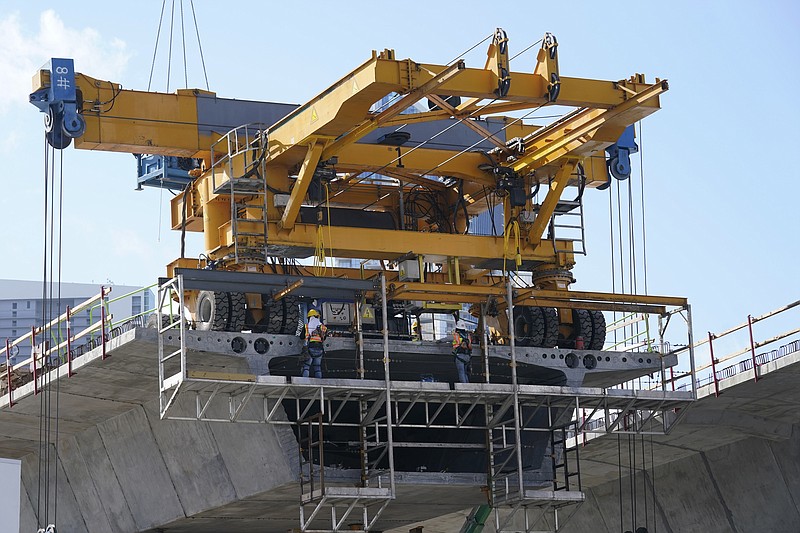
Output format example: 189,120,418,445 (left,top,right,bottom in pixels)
30,58,85,149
